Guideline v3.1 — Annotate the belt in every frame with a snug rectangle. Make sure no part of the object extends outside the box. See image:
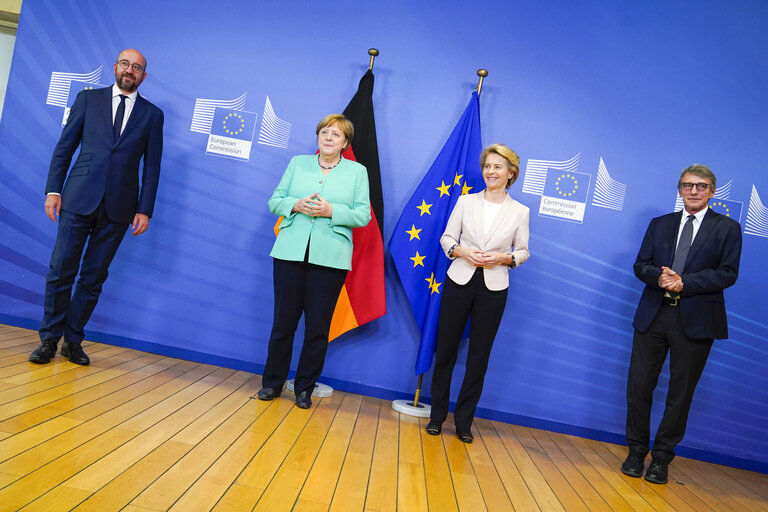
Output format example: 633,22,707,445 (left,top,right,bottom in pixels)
662,296,680,307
